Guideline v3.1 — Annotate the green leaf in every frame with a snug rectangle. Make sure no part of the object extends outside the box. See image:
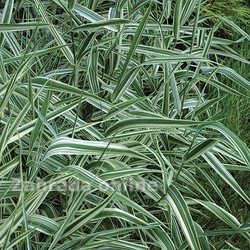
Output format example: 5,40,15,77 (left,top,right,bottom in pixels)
0,23,49,32
74,18,131,31
43,137,150,161
62,191,115,238
143,56,207,65
200,122,250,166
33,0,74,64
106,118,203,135
173,0,183,40
0,0,14,45
164,185,201,250
203,152,250,205
112,4,151,102
0,157,19,178
183,139,218,163
112,66,142,101
105,97,144,120
28,215,59,235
